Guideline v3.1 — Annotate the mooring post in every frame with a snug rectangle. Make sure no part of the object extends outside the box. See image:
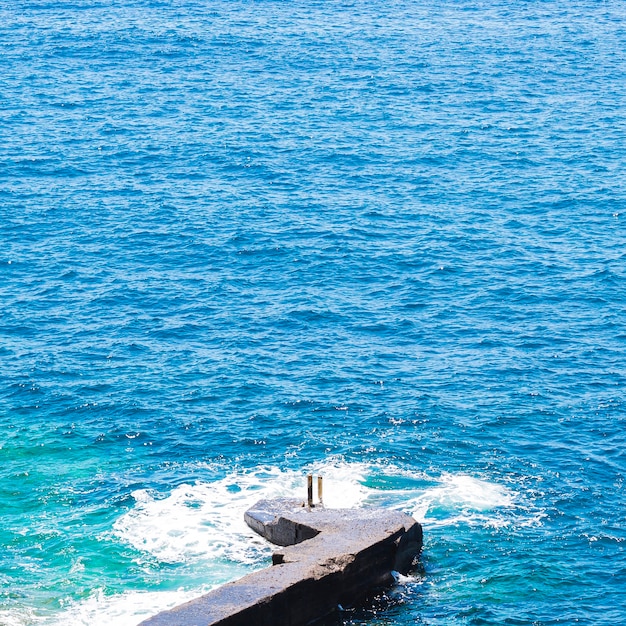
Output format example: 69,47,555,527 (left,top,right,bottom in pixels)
317,475,323,505
307,474,313,508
